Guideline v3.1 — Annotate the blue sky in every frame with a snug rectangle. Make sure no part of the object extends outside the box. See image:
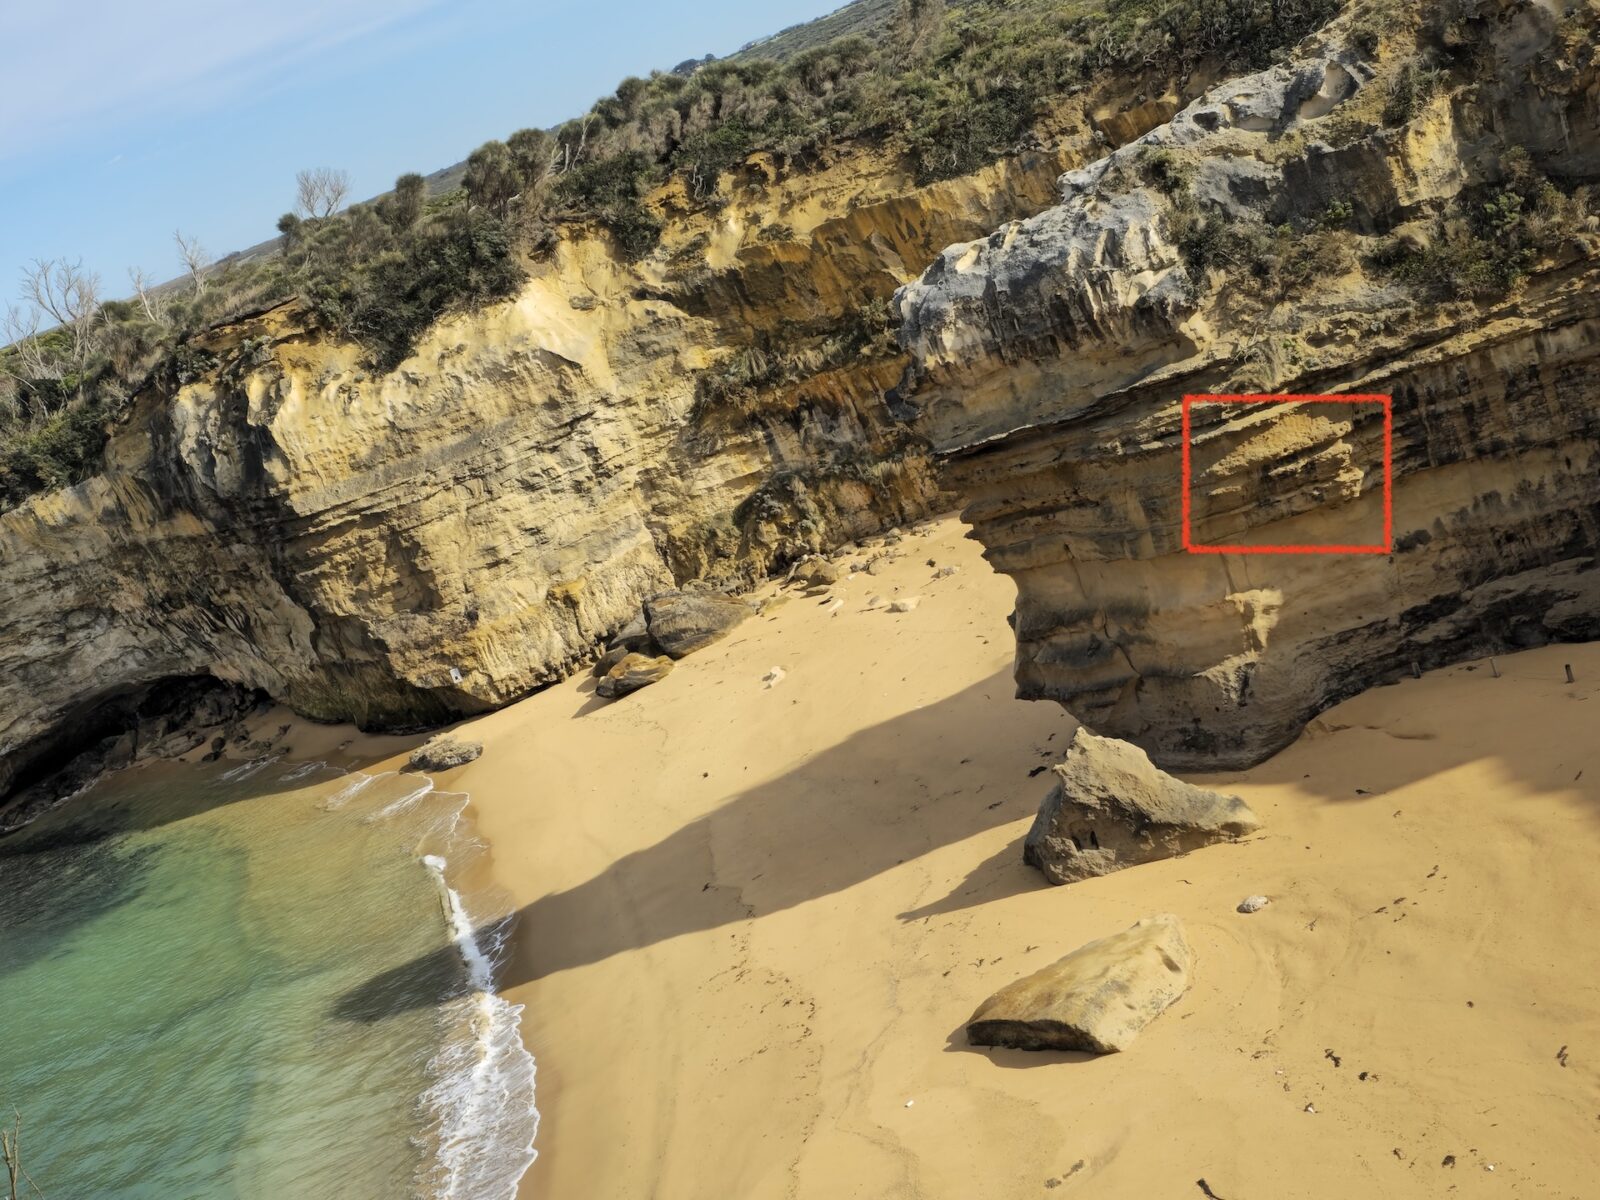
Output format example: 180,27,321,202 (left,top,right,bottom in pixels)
0,0,844,302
